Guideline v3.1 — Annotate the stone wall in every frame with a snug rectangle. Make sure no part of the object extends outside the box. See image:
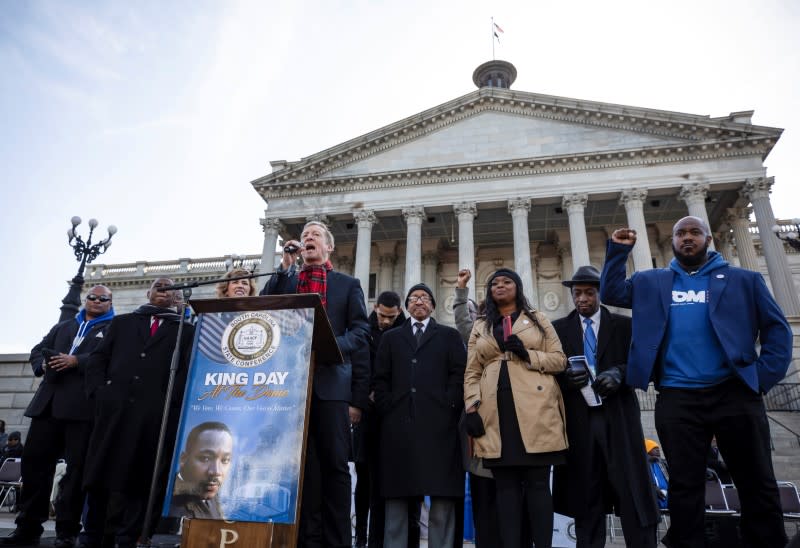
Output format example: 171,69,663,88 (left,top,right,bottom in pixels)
0,353,38,438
